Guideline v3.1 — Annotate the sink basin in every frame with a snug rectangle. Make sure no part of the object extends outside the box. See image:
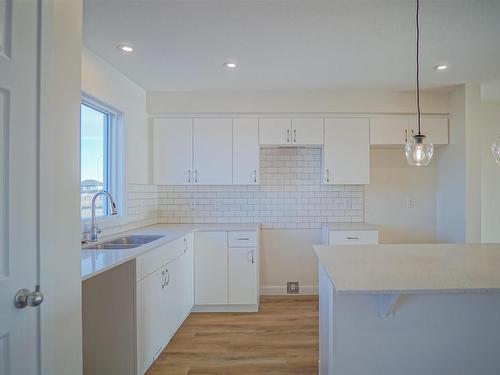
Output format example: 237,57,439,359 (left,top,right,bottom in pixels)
83,235,164,250
83,243,141,250
105,235,164,245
